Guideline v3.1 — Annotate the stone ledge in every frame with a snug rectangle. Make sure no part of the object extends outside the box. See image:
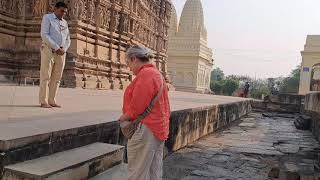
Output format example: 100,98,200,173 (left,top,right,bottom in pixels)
166,100,252,153
252,94,304,113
